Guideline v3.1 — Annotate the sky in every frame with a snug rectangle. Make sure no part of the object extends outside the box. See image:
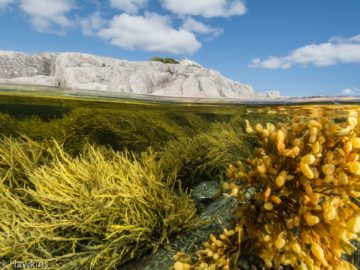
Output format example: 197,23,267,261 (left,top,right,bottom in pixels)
0,0,359,97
